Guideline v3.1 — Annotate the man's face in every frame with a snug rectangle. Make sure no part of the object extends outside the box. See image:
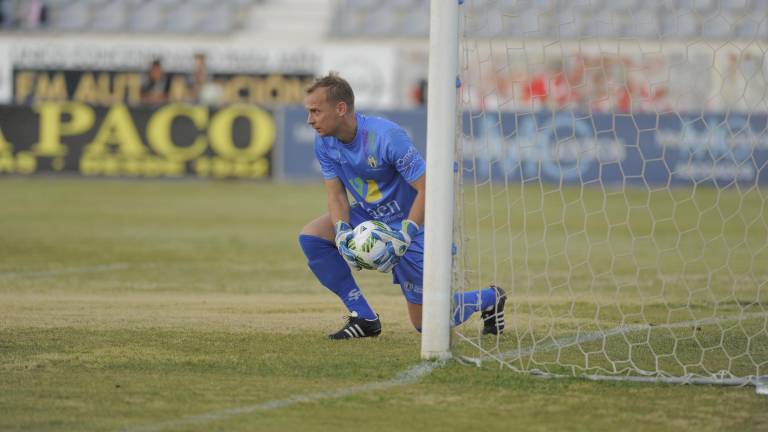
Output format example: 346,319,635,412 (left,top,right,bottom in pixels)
150,65,164,80
304,87,342,137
